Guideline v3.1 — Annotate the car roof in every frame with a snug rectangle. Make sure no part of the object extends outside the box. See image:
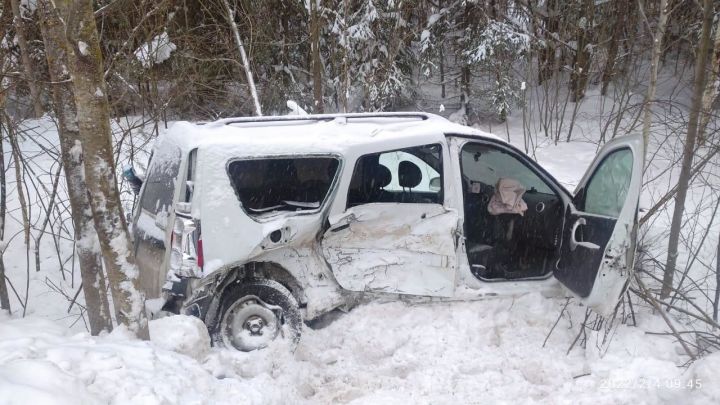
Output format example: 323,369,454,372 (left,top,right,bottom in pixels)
158,112,502,157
